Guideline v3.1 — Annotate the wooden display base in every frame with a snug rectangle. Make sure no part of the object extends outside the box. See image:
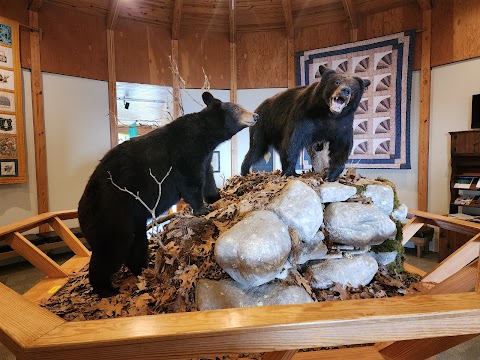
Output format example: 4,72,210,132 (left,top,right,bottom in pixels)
1,209,480,360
